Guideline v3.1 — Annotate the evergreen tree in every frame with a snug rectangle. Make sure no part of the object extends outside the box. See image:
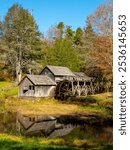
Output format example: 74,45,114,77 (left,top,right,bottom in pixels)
74,27,83,46
65,26,74,40
81,17,96,67
57,22,64,39
83,17,96,51
45,39,83,71
3,4,43,82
